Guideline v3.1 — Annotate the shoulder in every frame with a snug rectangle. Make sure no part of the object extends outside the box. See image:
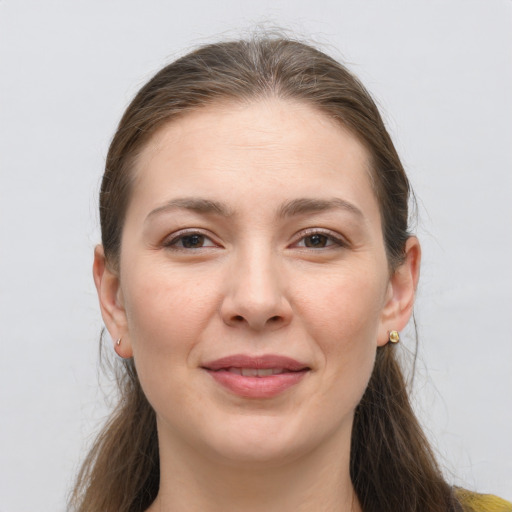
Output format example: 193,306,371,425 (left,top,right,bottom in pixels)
455,488,512,512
